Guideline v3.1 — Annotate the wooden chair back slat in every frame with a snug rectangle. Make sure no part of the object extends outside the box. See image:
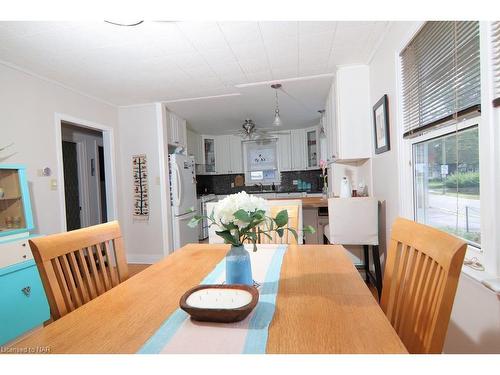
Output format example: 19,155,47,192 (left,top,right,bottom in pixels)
95,242,111,291
86,246,105,295
75,248,97,299
269,204,299,245
113,237,129,281
243,203,300,245
51,257,73,312
68,251,90,304
29,221,129,321
58,254,83,308
104,241,119,287
380,218,467,354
